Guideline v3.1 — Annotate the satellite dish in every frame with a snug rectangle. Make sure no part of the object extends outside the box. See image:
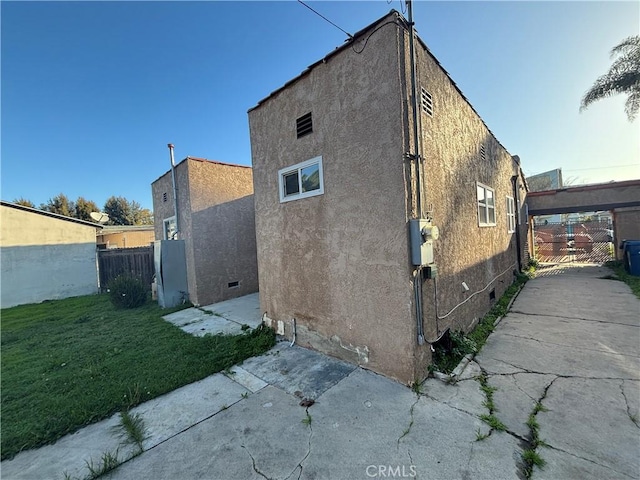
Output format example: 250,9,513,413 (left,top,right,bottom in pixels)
90,212,110,224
